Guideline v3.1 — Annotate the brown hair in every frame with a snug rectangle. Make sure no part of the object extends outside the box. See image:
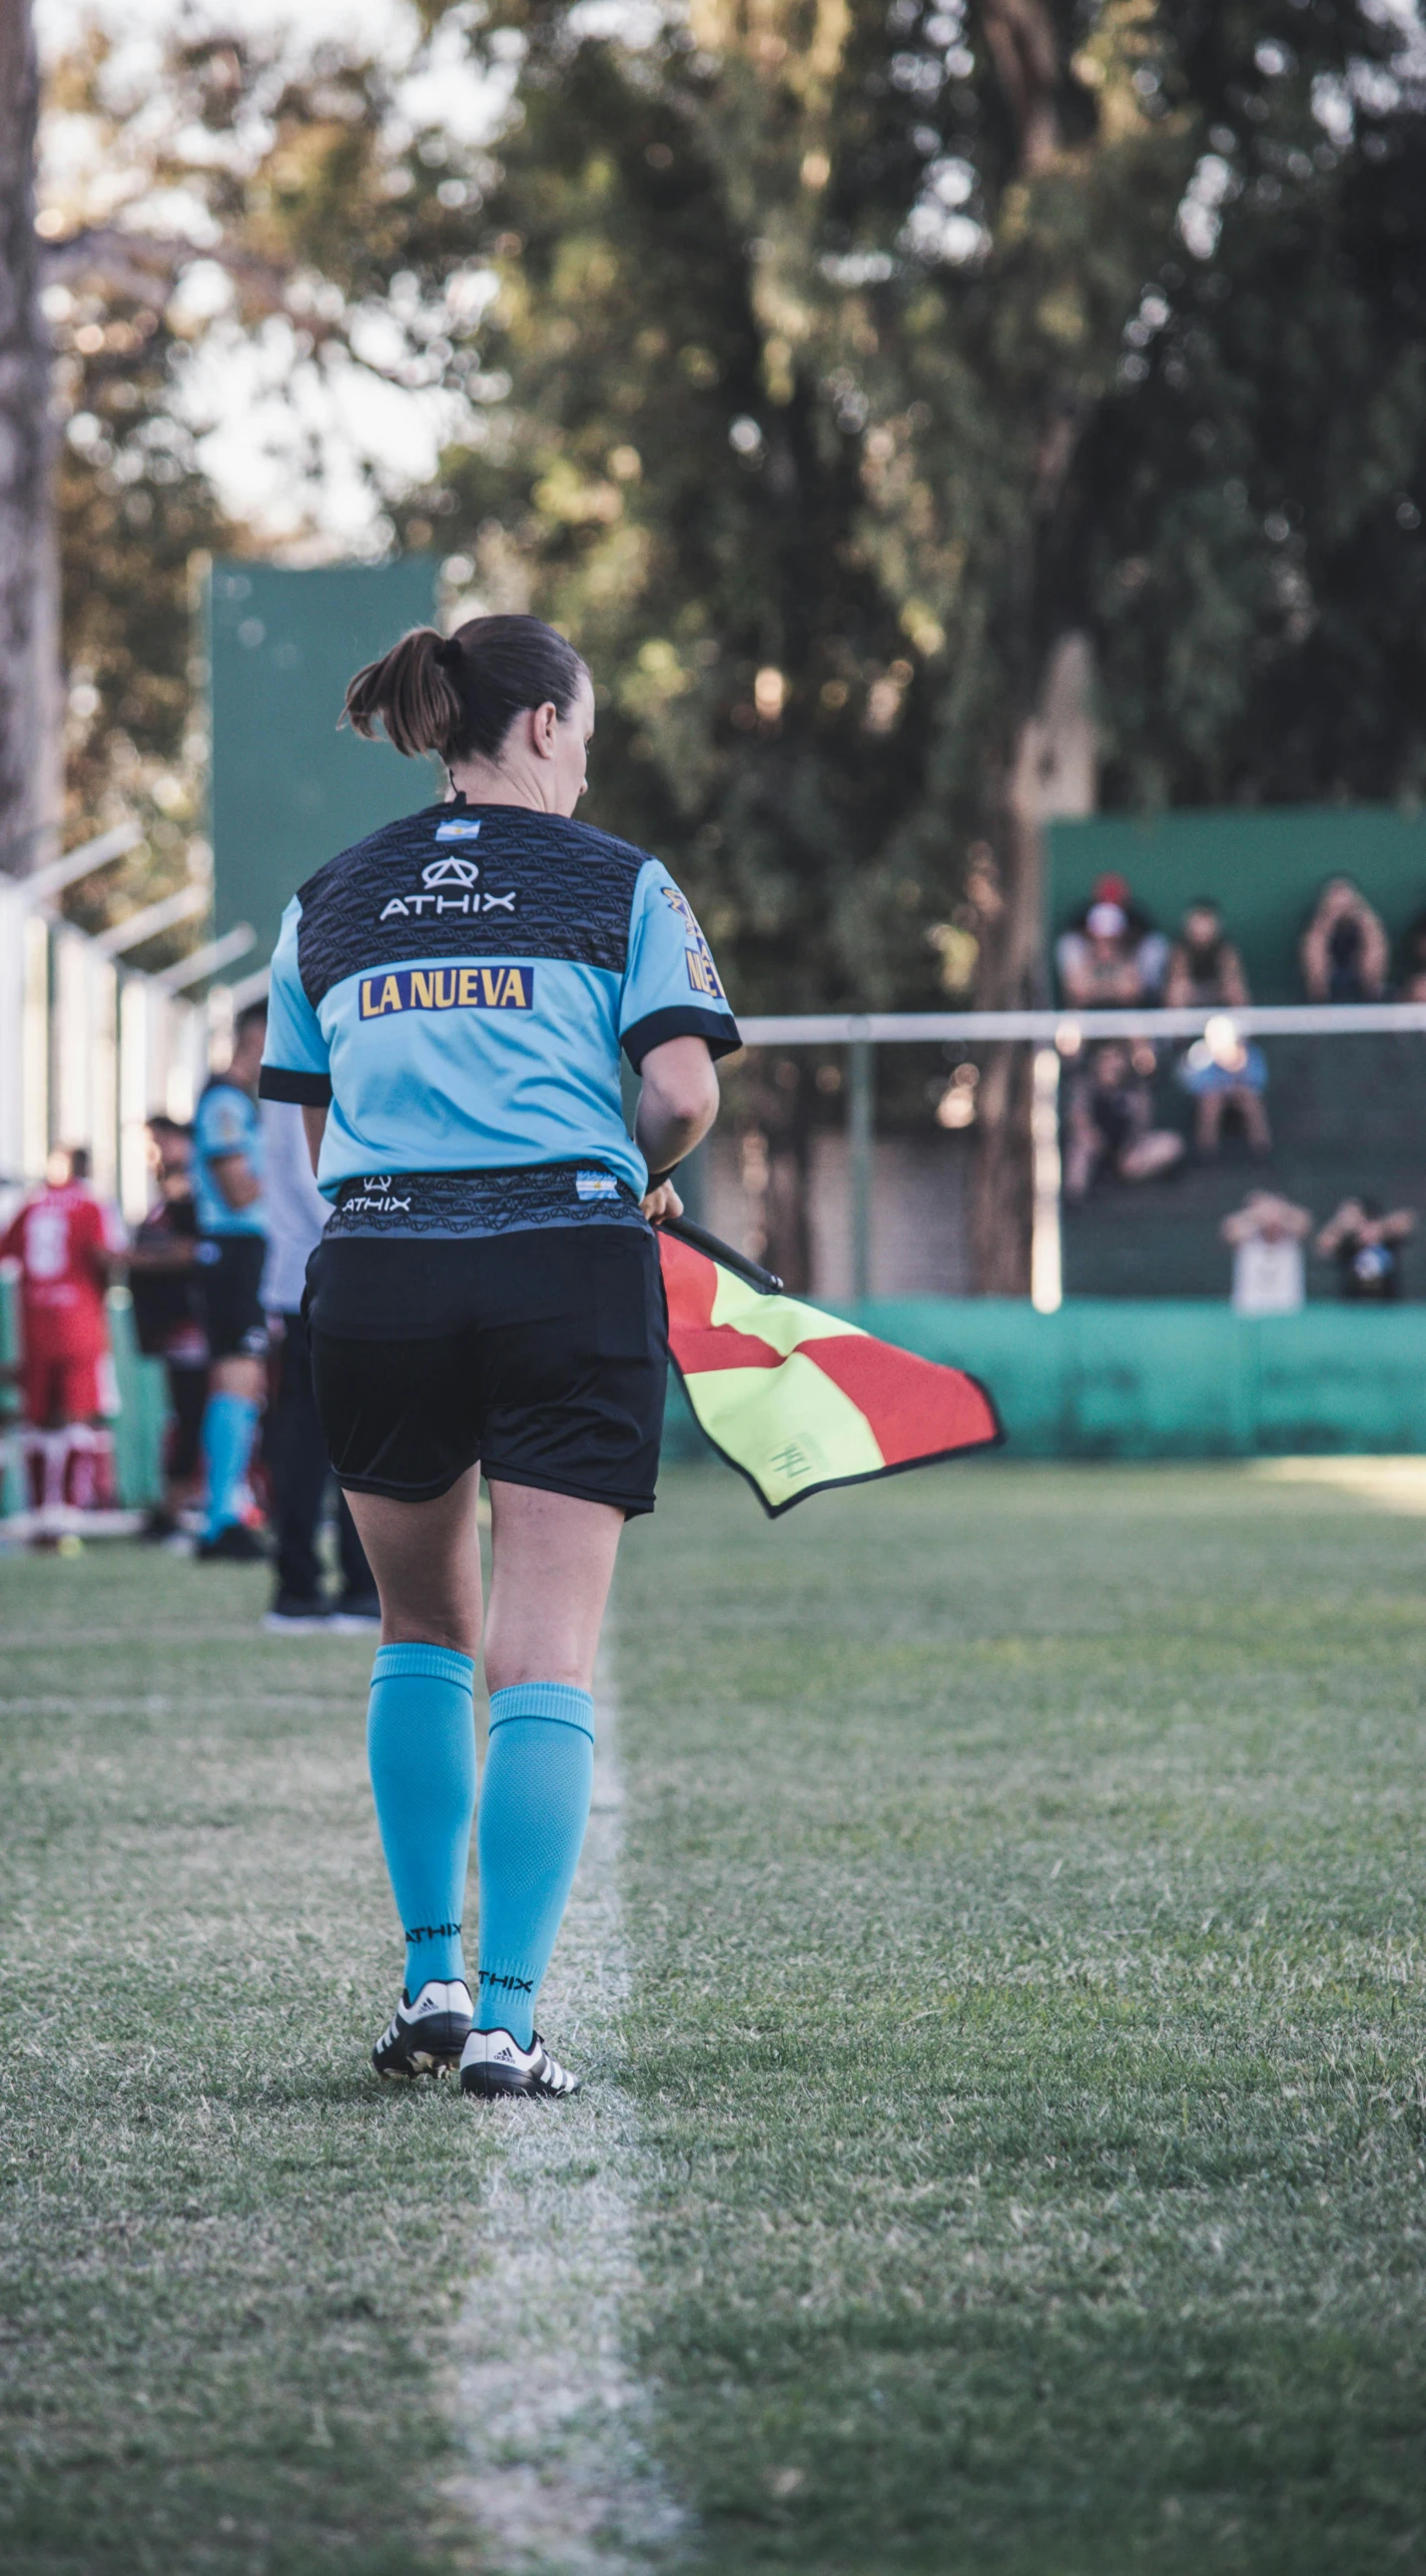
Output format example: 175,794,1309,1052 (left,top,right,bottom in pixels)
343,613,588,765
